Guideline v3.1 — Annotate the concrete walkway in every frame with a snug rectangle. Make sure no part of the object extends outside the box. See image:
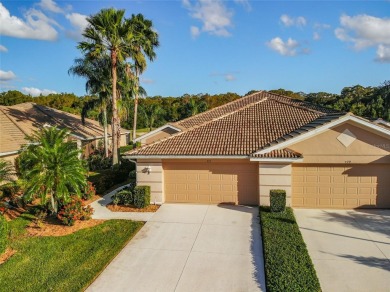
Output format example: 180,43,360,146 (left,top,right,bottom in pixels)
90,184,155,221
295,209,390,292
87,204,266,292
